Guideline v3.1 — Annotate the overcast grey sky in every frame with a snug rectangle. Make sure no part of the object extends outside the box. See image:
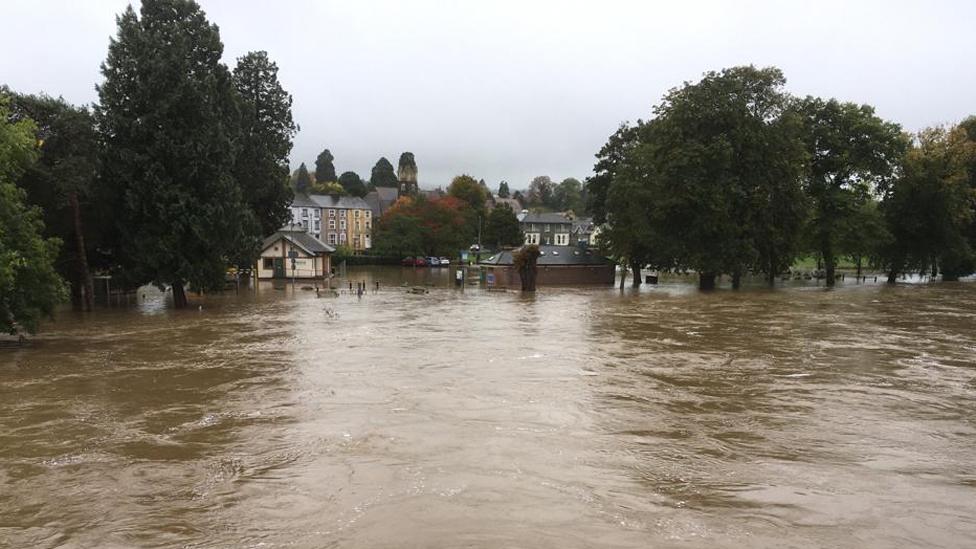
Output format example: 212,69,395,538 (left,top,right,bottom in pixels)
3,1,975,190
